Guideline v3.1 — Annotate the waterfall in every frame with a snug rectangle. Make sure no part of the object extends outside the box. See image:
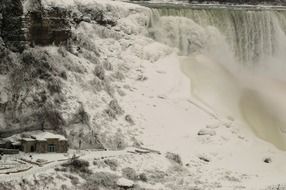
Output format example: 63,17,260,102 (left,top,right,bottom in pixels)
150,6,286,67
148,5,286,150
